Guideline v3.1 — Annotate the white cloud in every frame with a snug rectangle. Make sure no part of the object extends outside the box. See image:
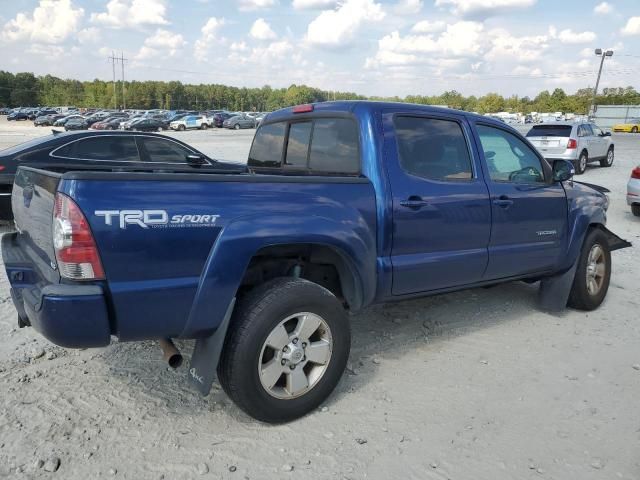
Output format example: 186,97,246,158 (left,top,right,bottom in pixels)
411,20,445,33
394,0,423,15
250,18,277,40
557,28,596,44
435,0,536,17
512,65,542,76
90,0,168,29
593,2,612,14
305,0,385,48
194,17,225,61
292,0,336,9
230,41,249,51
136,29,186,59
2,0,84,44
238,0,277,11
366,21,484,67
621,17,640,36
230,39,294,65
77,27,101,44
487,28,548,62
